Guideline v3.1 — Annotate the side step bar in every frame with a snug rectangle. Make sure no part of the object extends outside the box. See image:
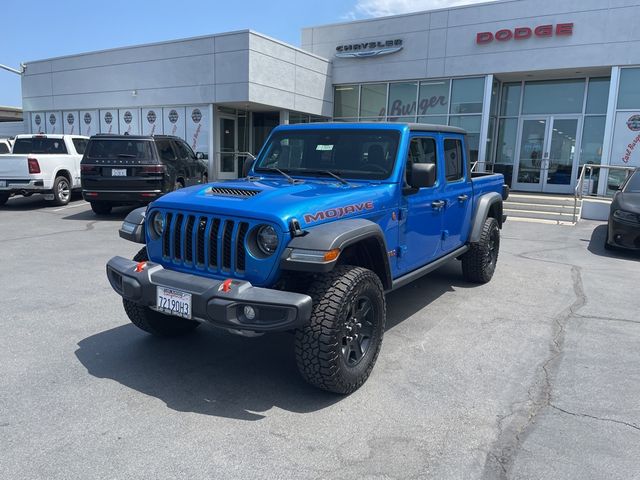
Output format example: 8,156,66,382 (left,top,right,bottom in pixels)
389,245,469,292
